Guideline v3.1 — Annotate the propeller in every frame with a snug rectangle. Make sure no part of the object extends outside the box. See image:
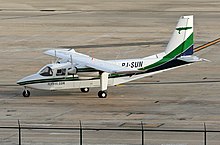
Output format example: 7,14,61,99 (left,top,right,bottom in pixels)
68,55,77,75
